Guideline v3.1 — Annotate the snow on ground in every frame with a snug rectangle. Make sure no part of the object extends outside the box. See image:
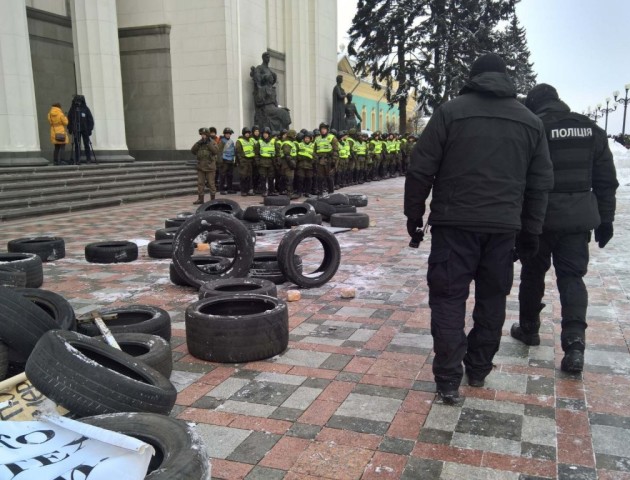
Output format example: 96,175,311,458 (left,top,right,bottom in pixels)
610,138,630,187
